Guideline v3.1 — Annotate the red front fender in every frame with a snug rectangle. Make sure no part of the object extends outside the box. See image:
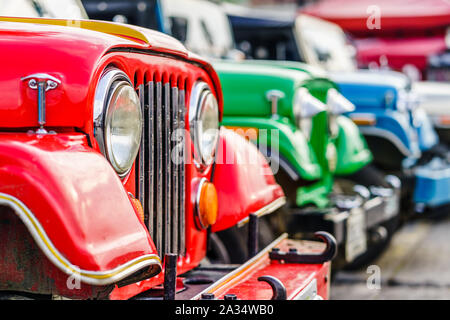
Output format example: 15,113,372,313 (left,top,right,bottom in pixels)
0,133,161,291
211,129,286,233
